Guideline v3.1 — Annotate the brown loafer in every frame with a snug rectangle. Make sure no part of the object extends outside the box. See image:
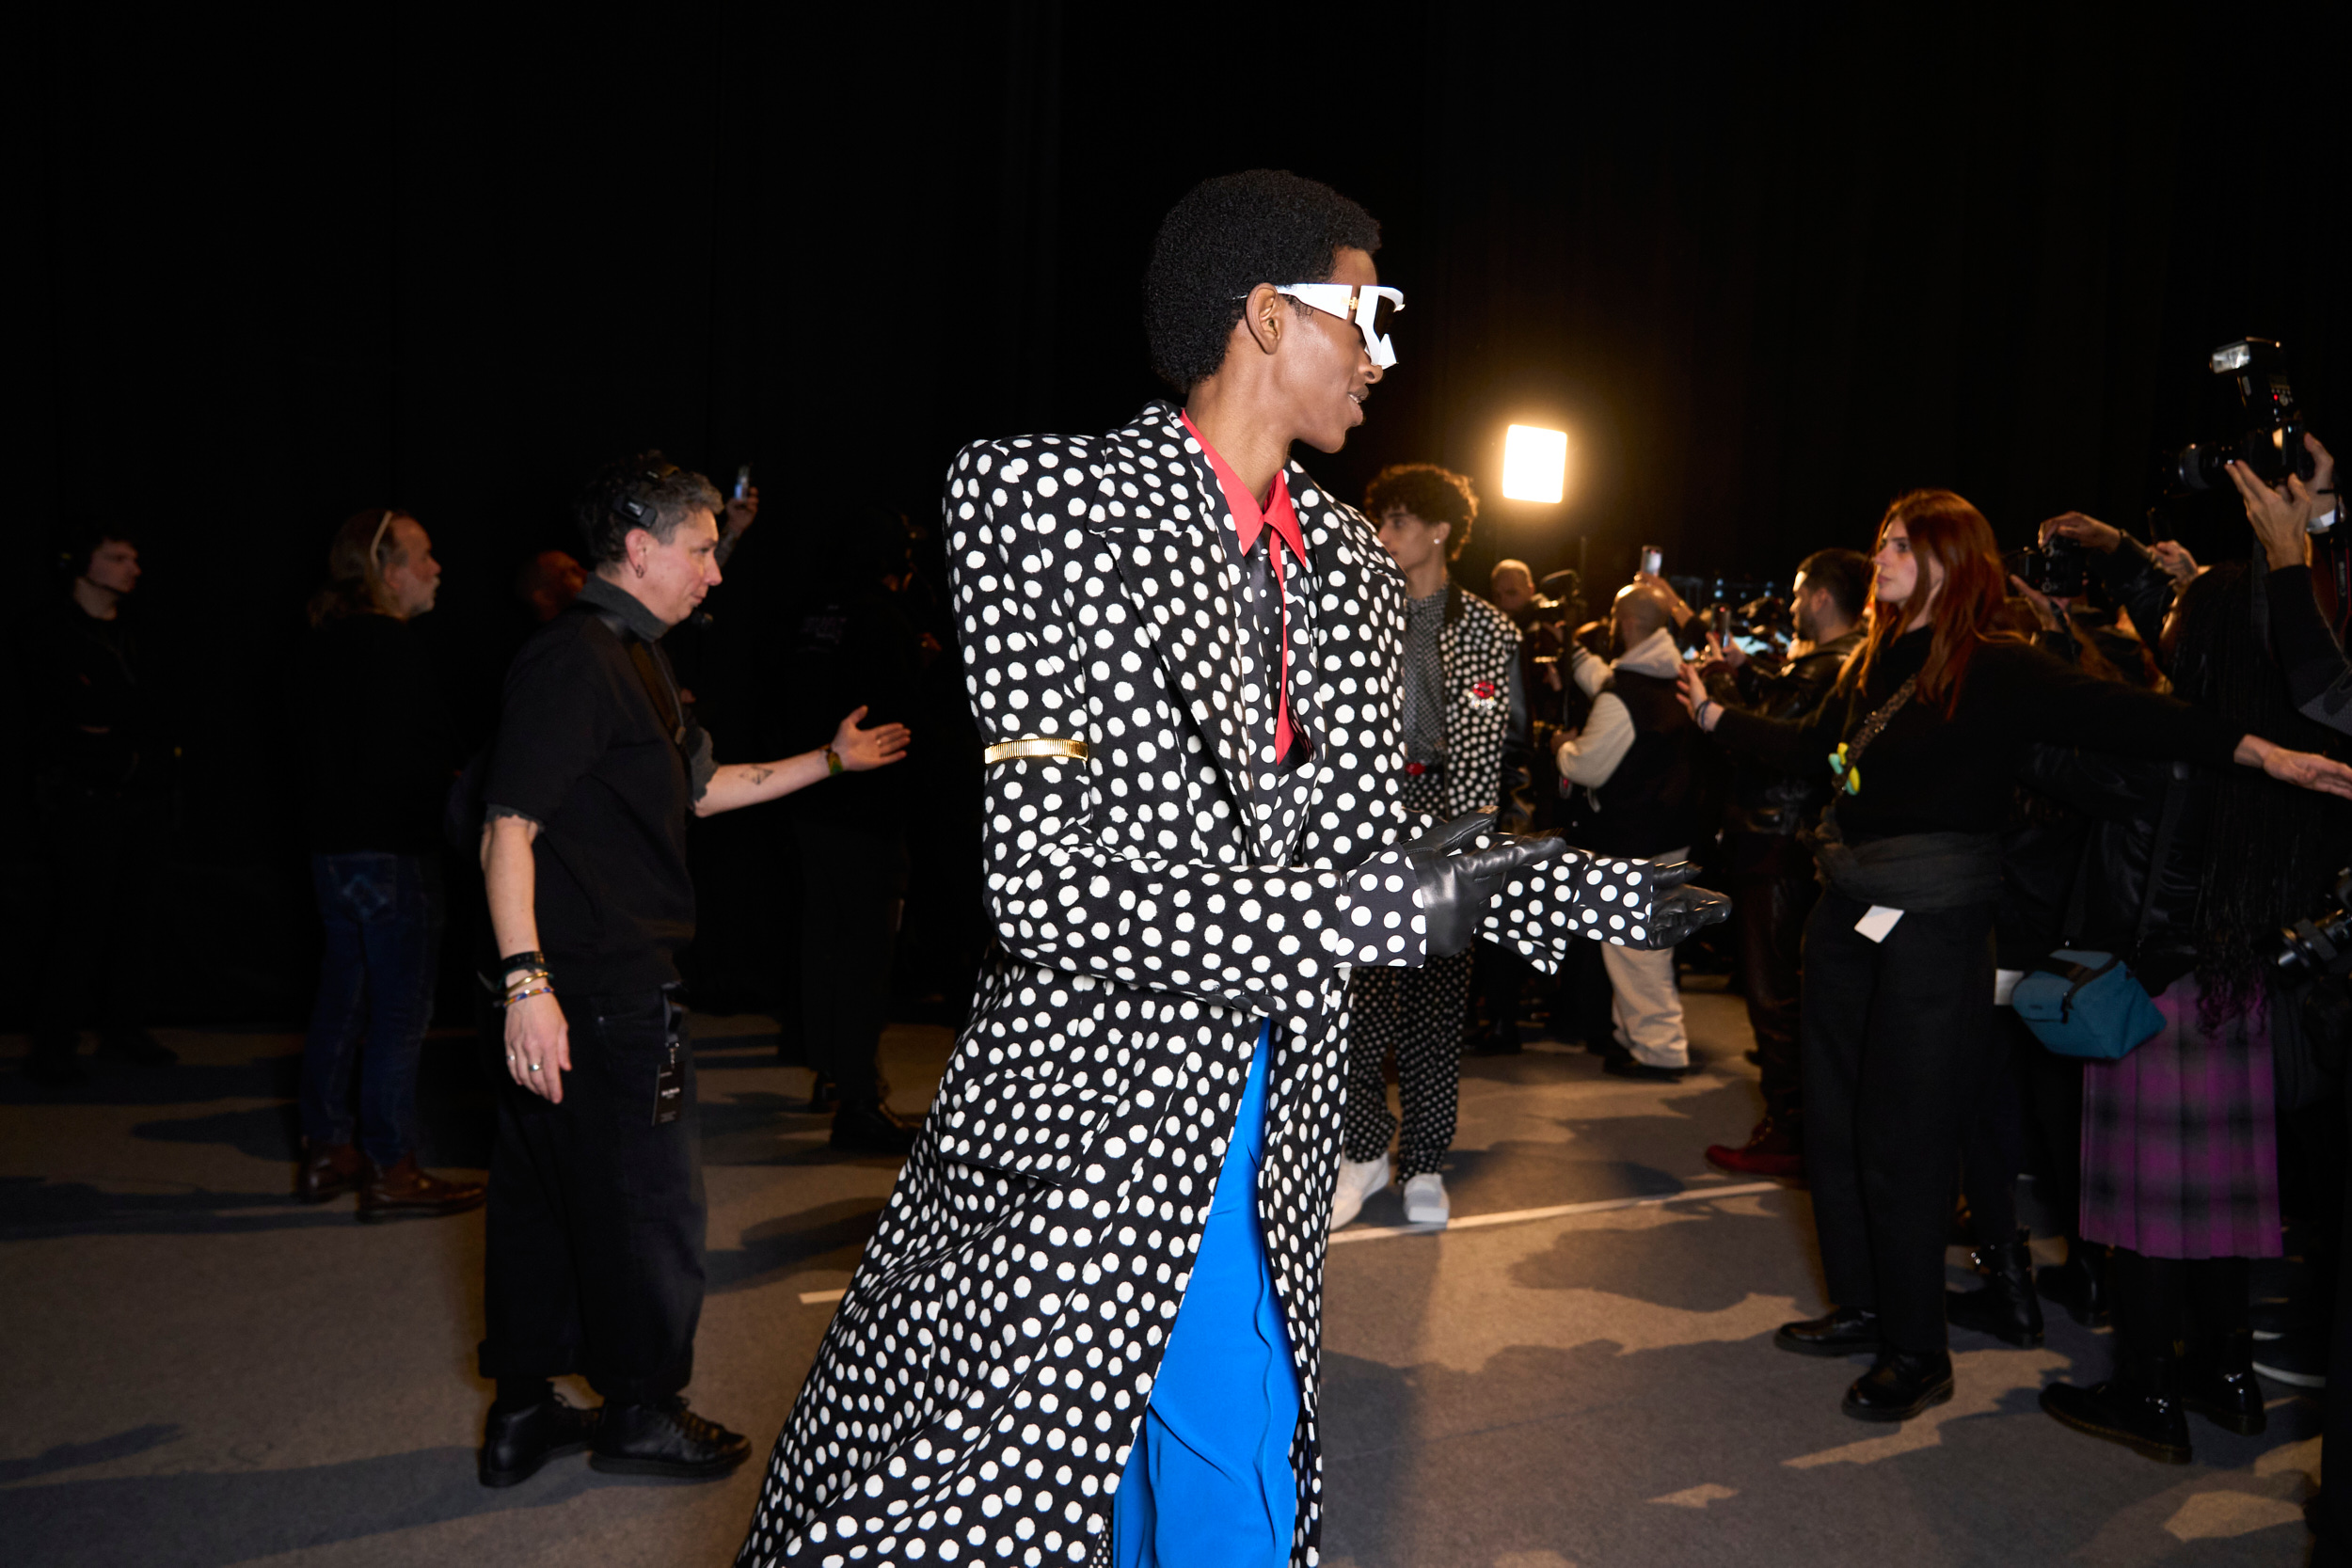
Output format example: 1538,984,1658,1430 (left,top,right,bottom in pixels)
297,1139,365,1204
358,1155,487,1222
